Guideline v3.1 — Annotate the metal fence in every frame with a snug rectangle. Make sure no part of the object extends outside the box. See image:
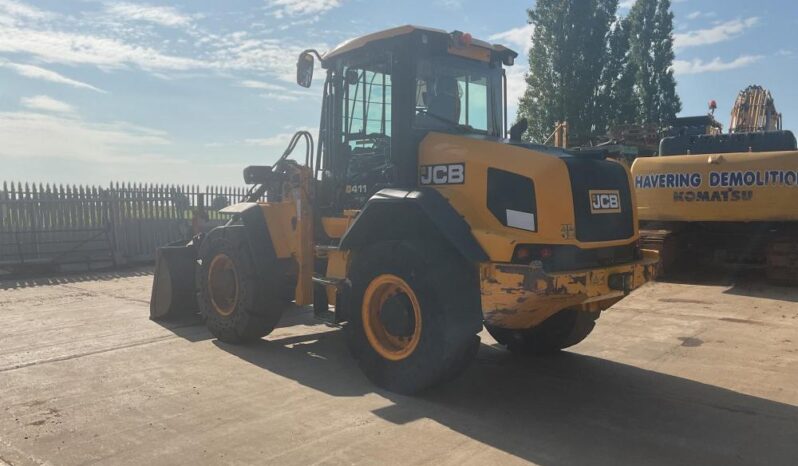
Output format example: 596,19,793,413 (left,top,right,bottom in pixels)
0,181,249,275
